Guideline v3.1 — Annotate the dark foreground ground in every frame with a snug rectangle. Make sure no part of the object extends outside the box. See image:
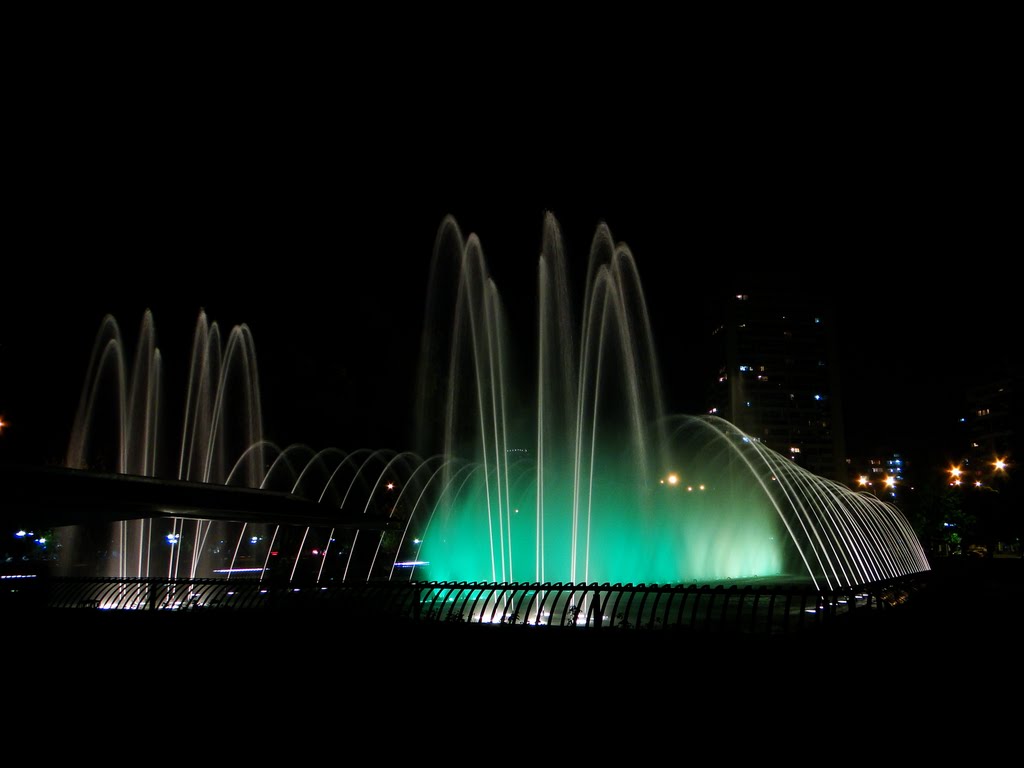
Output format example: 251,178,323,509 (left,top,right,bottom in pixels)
4,558,1020,738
